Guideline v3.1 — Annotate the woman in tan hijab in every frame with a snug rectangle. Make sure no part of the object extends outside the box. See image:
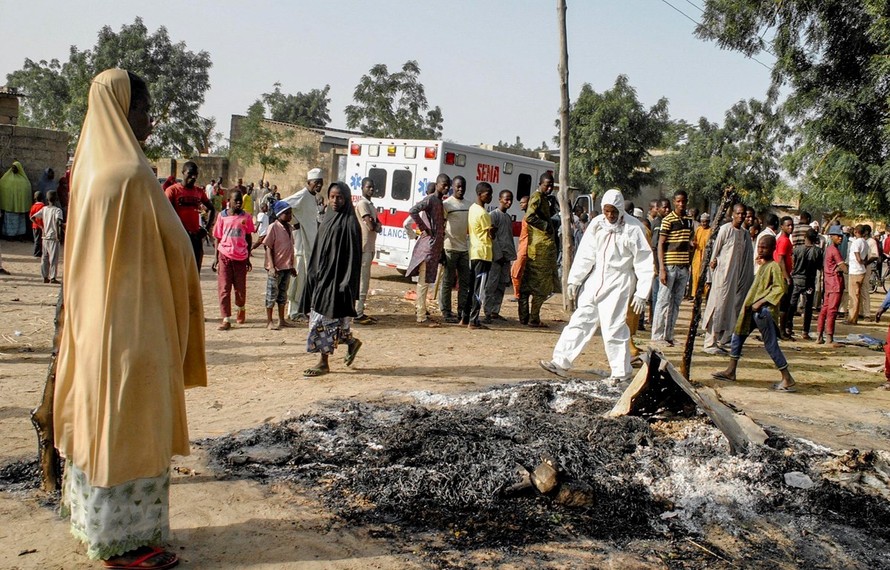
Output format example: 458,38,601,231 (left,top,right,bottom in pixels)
53,69,206,569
